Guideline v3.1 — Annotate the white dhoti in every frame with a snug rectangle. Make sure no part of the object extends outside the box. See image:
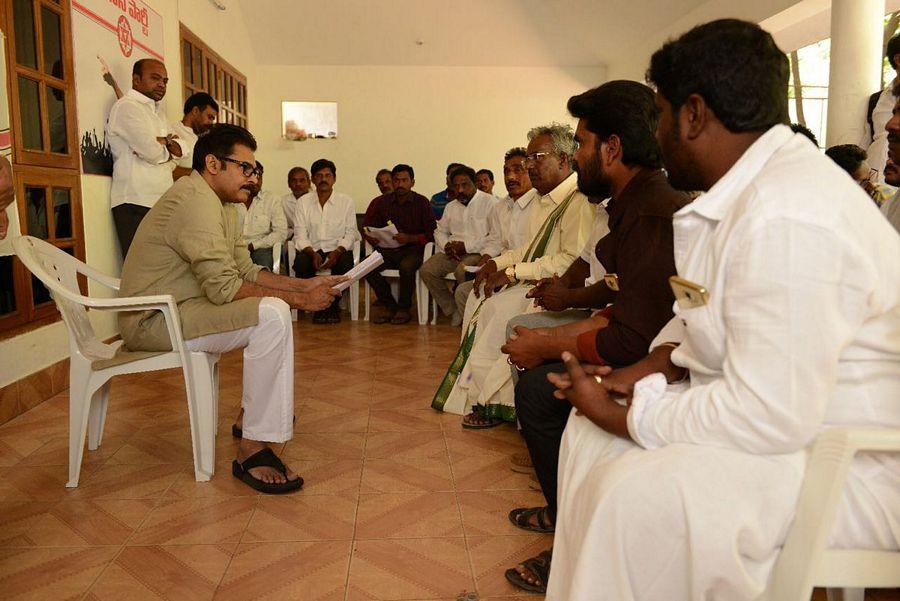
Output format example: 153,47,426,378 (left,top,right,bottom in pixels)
547,410,900,601
185,297,294,443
